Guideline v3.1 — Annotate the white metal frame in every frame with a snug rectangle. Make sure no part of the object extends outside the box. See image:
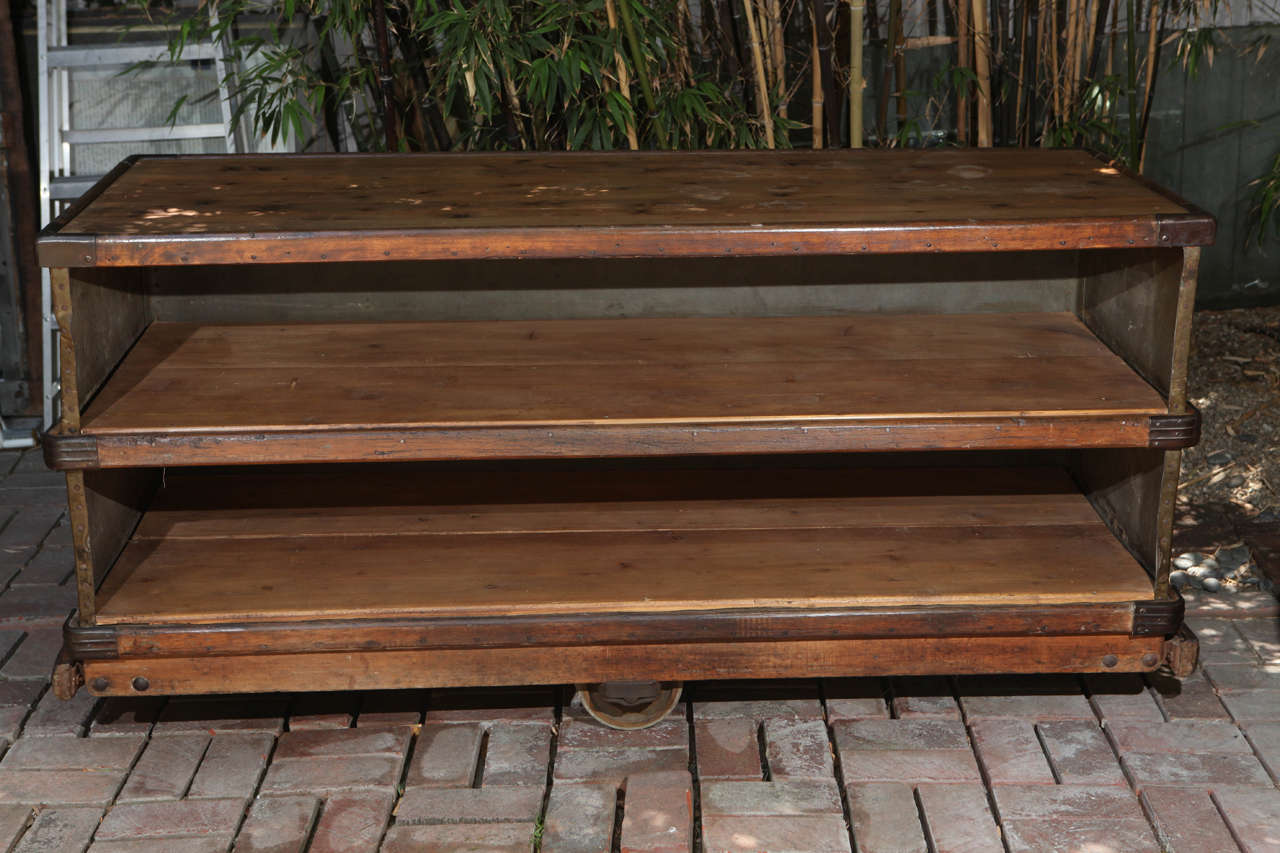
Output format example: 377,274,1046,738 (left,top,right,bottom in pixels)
36,0,241,428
